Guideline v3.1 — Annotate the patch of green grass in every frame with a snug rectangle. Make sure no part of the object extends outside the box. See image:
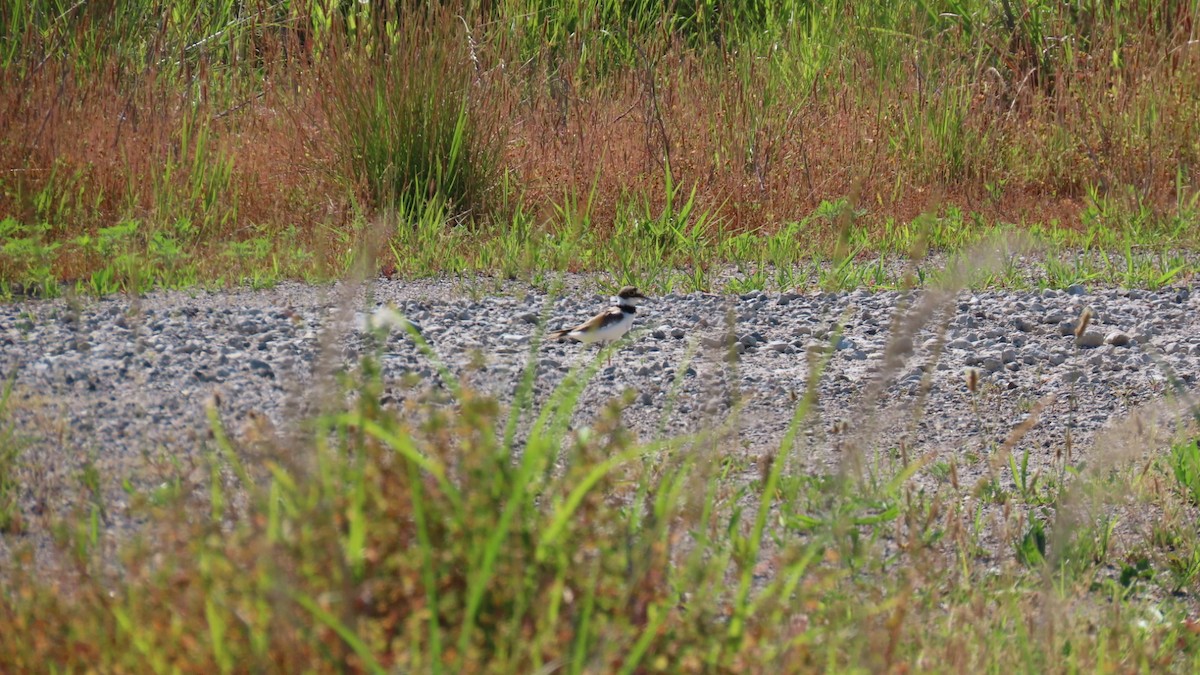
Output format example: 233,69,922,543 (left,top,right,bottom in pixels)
323,8,502,217
1171,439,1200,506
0,376,24,534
